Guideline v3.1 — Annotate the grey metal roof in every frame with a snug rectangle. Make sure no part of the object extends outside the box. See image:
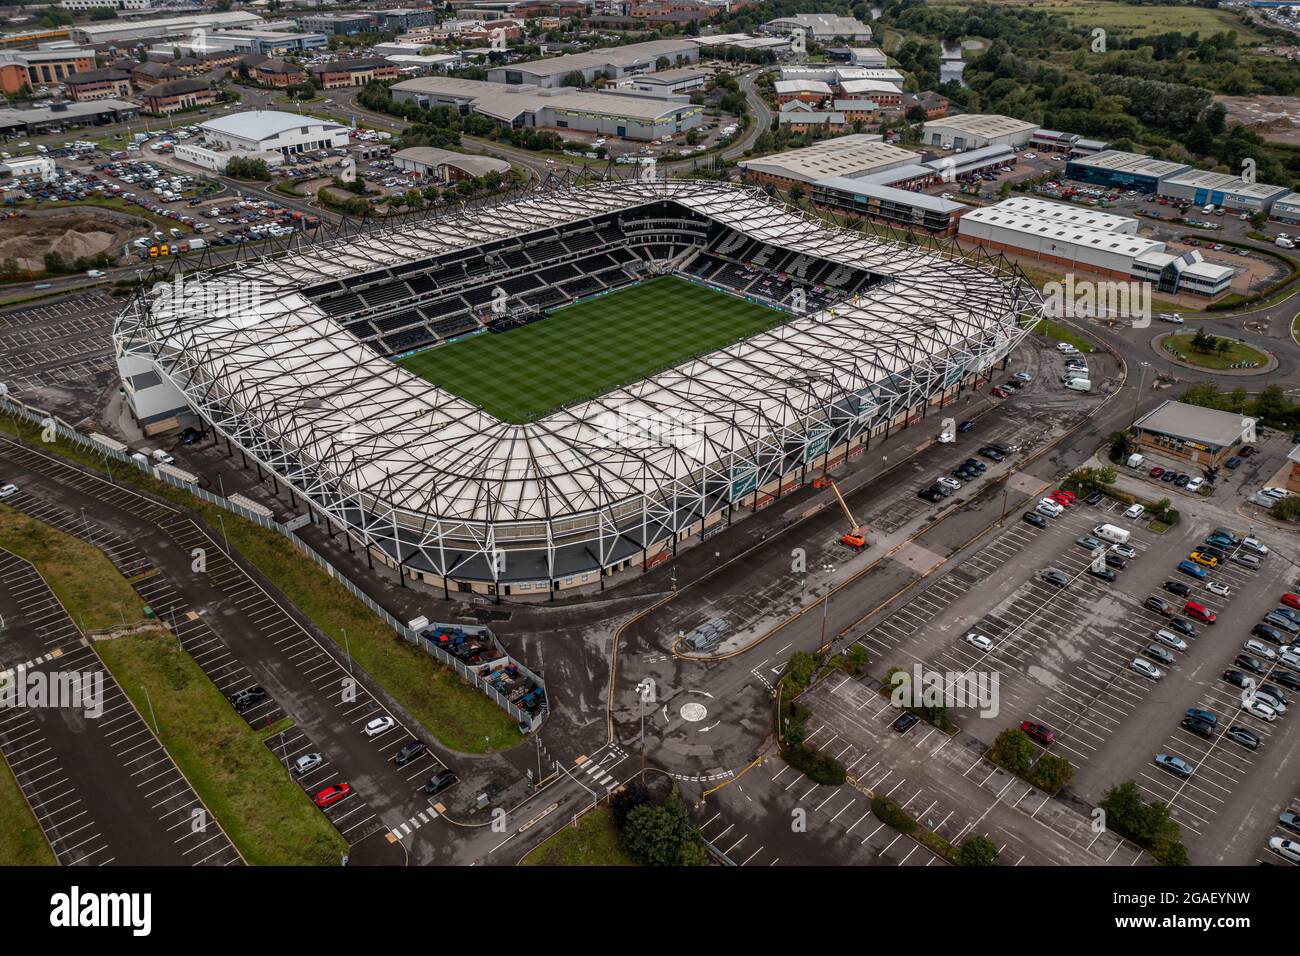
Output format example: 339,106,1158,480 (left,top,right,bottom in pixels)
1134,400,1252,448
